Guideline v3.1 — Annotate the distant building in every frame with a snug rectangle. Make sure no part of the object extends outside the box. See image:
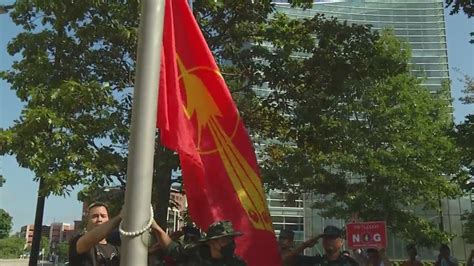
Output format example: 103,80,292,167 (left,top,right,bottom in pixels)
274,0,450,93
270,1,472,260
73,220,83,233
49,223,72,244
20,224,50,247
20,221,81,249
267,190,305,248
